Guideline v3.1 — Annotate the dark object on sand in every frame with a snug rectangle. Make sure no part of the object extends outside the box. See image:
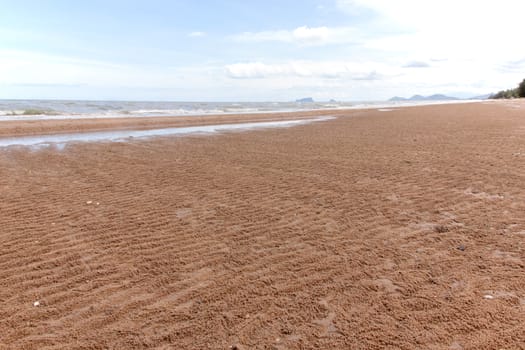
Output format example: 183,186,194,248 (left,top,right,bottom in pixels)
434,225,449,233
